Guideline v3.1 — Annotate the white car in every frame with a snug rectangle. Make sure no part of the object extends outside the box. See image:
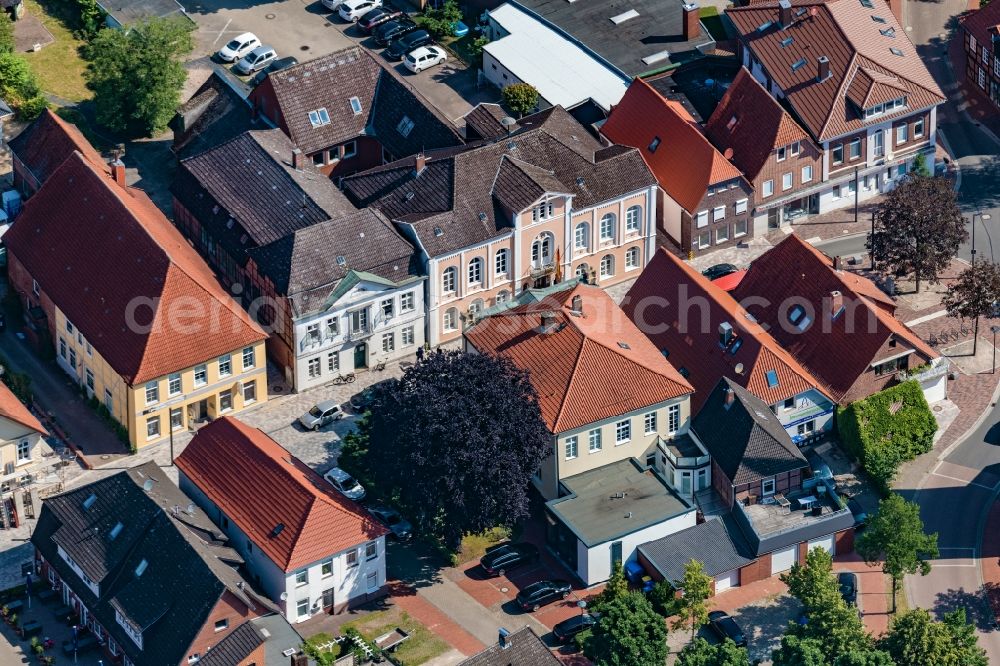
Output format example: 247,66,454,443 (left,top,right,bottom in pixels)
321,0,343,11
403,45,447,74
234,45,277,75
338,0,381,21
217,32,260,63
323,467,366,501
